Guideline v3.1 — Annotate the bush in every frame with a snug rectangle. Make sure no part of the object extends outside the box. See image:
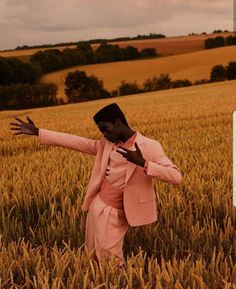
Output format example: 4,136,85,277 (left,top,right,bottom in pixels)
65,70,111,102
30,49,65,73
194,79,210,85
143,74,172,91
0,57,42,85
226,61,236,80
214,36,225,47
204,38,216,49
140,48,158,58
30,46,95,73
171,79,192,88
226,36,236,45
95,43,124,63
213,29,223,33
29,42,158,74
0,83,58,110
118,80,142,95
75,42,95,63
123,46,140,60
210,65,226,82
111,89,119,97
205,36,236,49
